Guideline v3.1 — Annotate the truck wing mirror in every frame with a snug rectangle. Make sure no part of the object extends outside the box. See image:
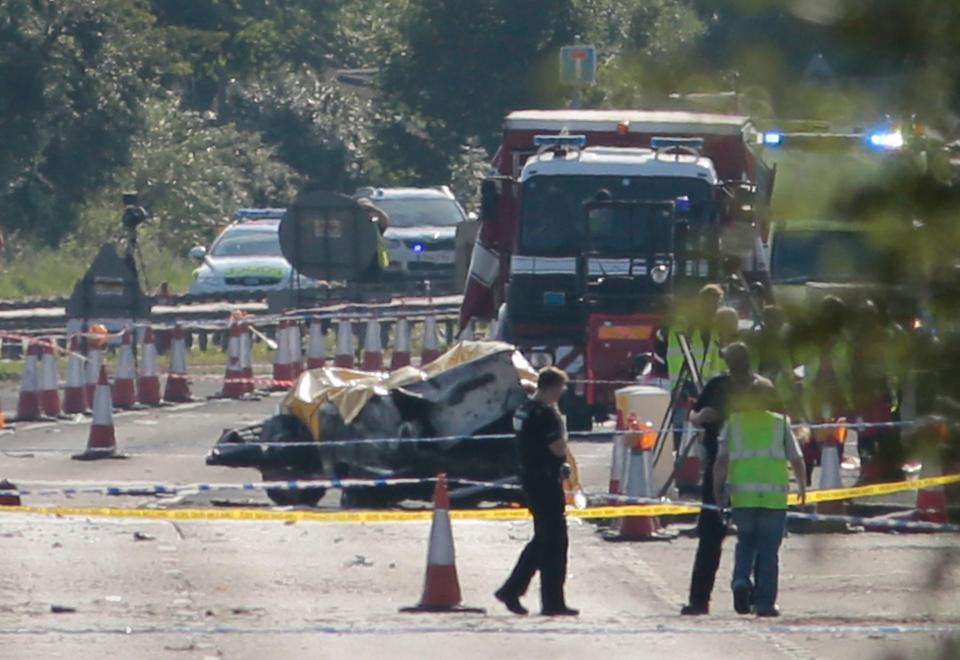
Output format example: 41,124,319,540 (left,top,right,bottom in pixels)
480,179,498,222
